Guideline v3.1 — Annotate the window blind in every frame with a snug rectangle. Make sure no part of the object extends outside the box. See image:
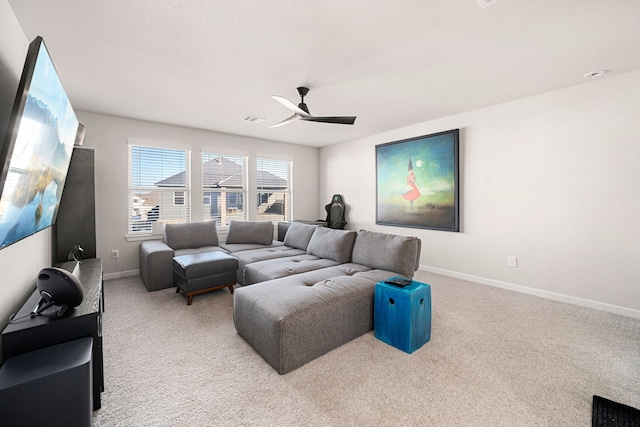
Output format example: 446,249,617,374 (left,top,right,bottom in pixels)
128,145,191,234
202,152,247,225
256,157,292,223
